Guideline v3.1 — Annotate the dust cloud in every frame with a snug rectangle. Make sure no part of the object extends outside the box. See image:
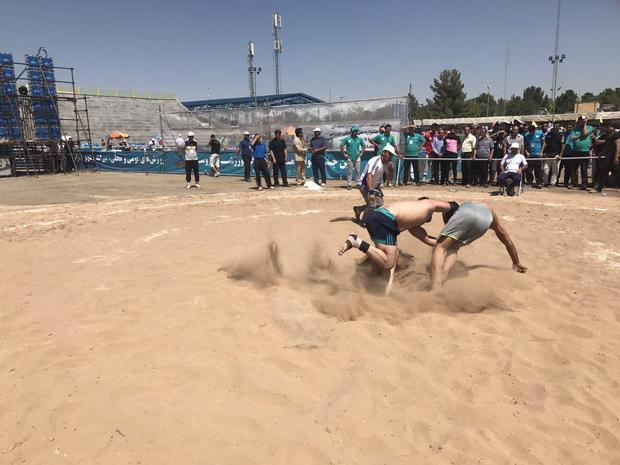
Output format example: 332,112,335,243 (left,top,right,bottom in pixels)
223,239,506,323
221,240,283,287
